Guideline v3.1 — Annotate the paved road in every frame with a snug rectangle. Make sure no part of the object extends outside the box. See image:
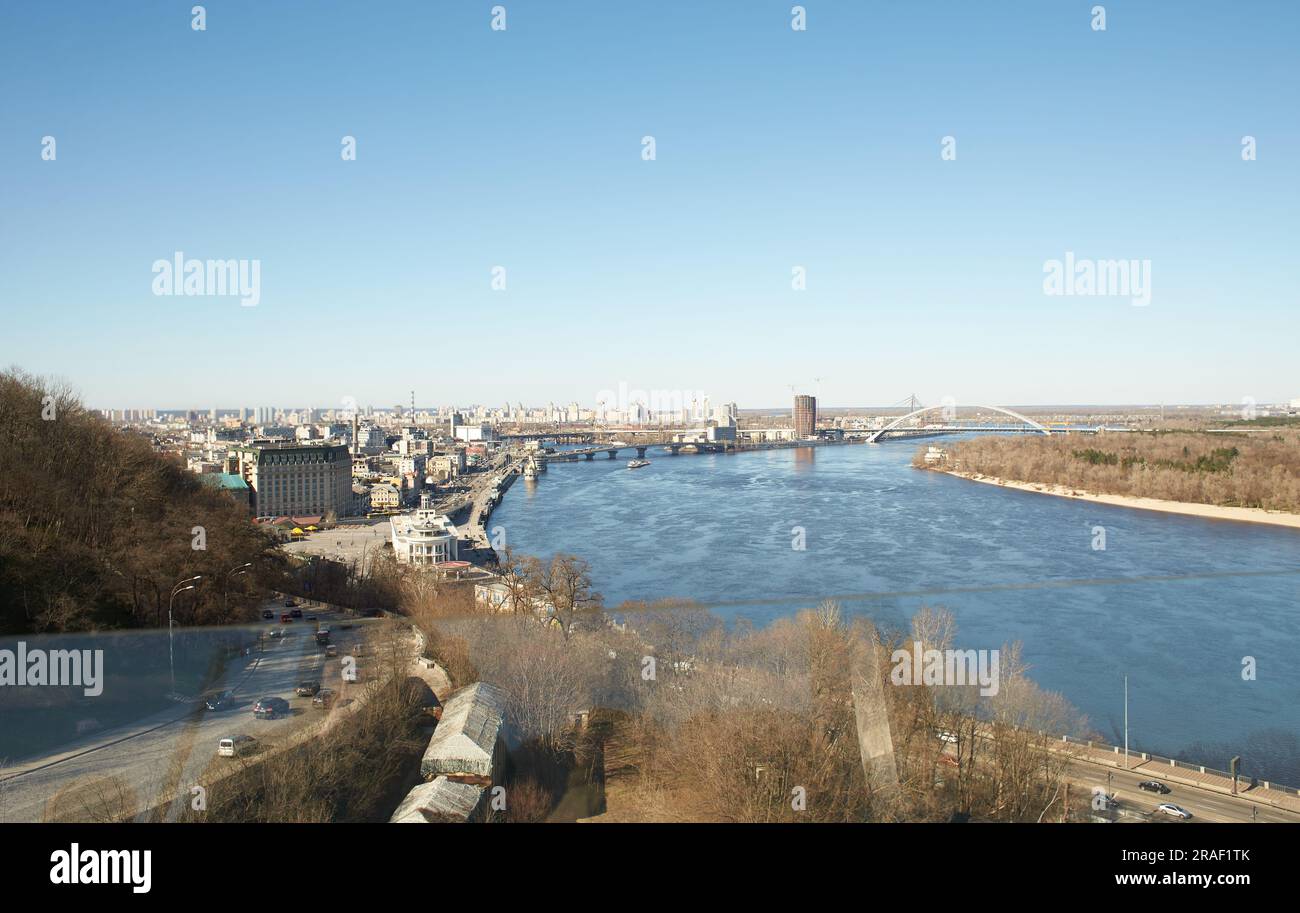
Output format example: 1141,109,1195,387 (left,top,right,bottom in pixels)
1065,757,1300,824
459,456,520,548
0,599,366,823
945,724,1300,825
